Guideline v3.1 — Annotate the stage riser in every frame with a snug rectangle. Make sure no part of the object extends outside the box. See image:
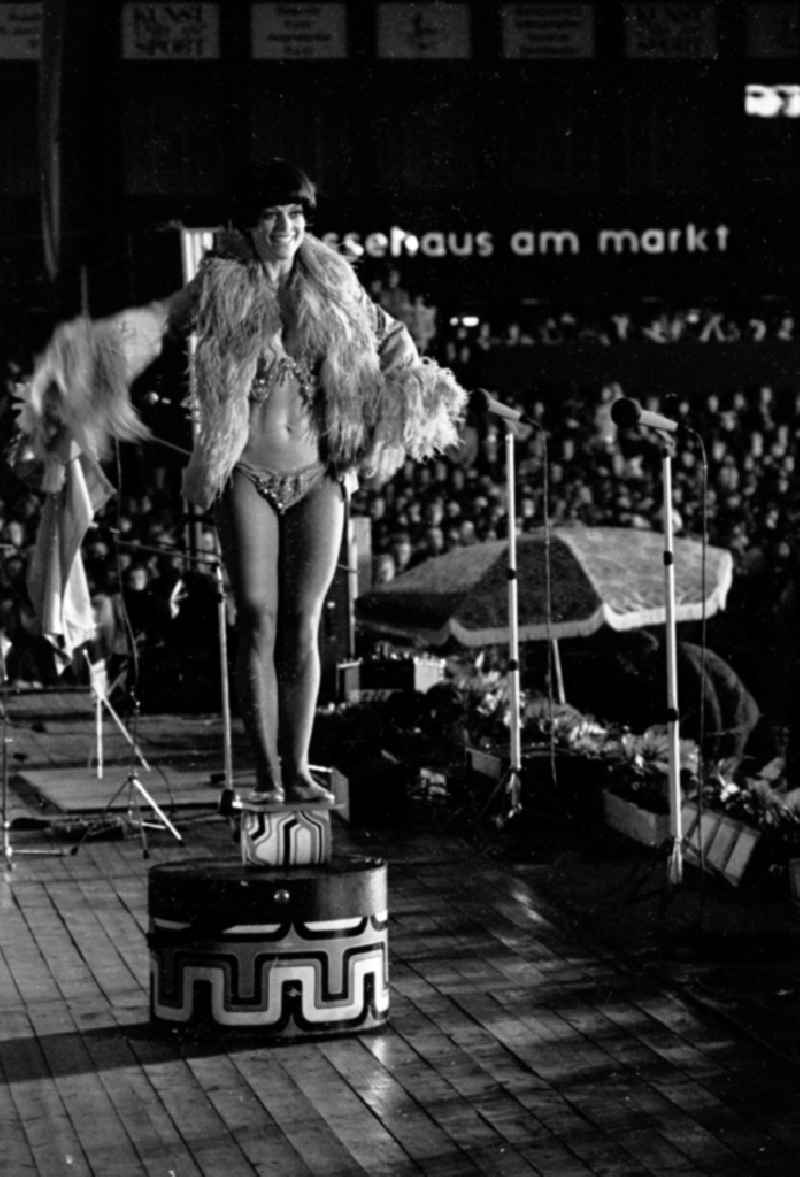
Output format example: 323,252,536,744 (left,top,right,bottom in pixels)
148,857,388,1036
240,806,333,867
